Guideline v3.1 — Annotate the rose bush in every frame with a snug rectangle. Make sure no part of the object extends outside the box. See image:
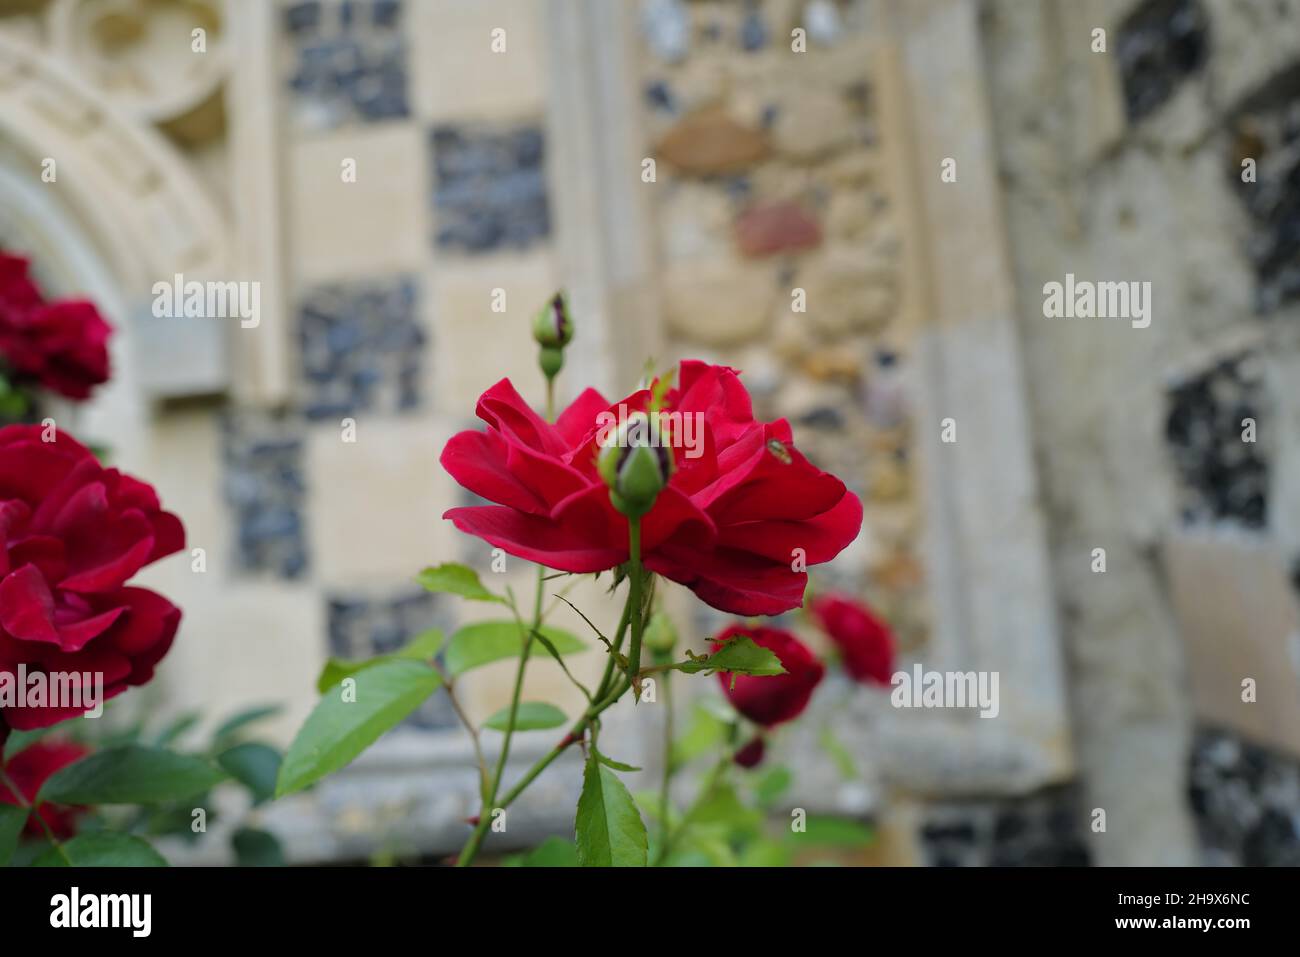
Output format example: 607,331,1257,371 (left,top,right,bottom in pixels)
0,253,112,402
0,424,185,742
440,360,862,615
276,295,887,868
